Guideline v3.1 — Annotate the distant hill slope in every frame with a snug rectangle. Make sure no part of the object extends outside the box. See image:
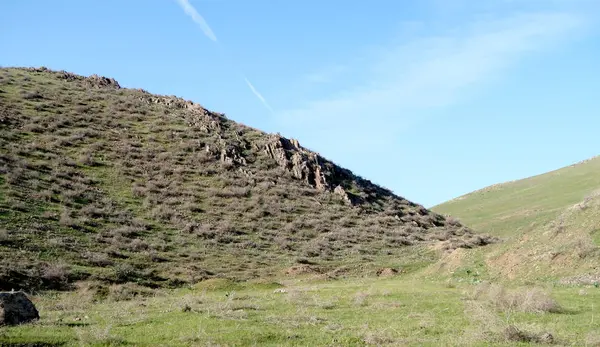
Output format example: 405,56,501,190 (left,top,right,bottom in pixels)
0,67,493,291
433,157,600,283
